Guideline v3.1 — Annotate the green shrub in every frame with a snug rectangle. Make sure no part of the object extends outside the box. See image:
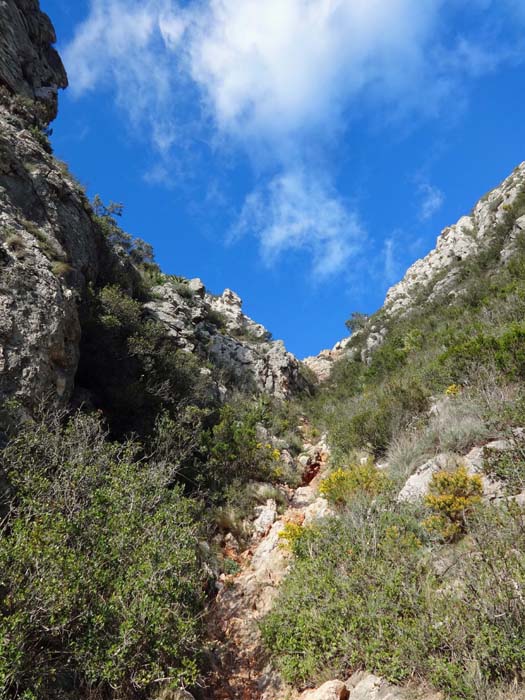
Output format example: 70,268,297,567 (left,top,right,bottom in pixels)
3,229,25,256
0,412,206,699
329,379,429,456
261,497,525,699
483,433,525,495
319,459,389,505
77,285,209,437
261,501,430,687
28,125,52,153
205,308,227,330
424,465,483,541
204,403,276,491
